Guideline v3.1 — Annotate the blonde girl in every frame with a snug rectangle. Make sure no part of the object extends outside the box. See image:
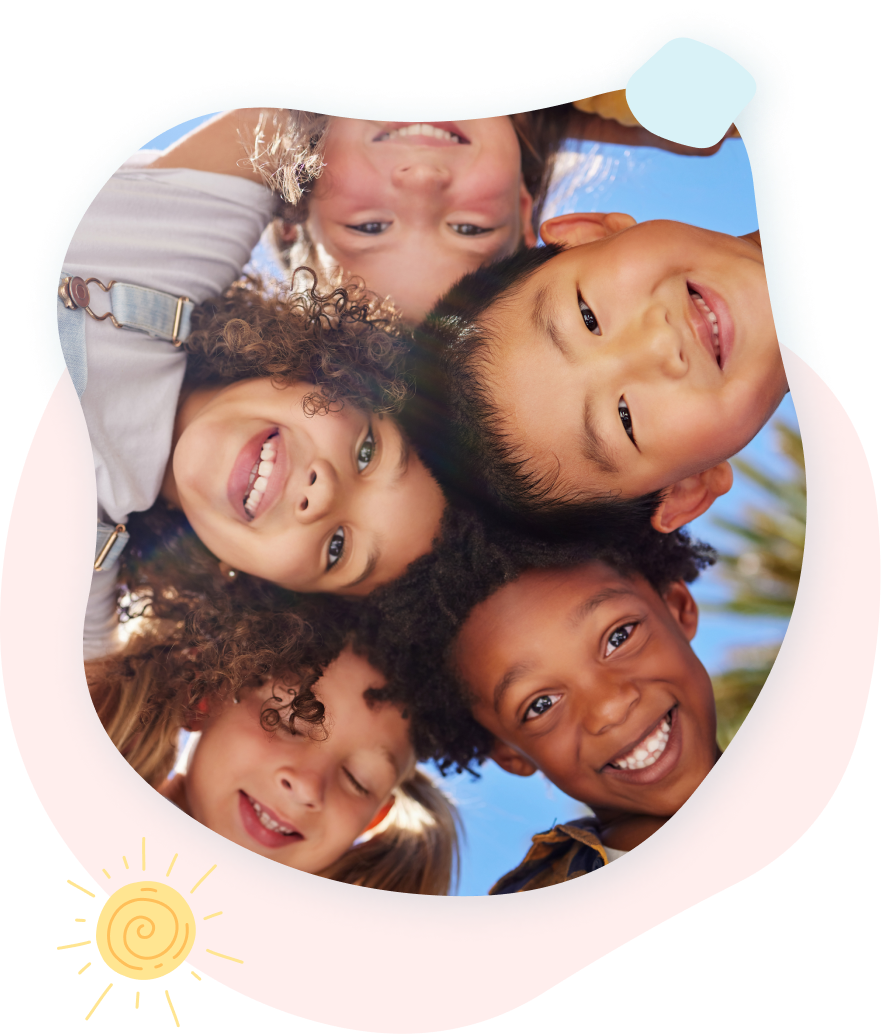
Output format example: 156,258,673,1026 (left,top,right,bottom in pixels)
87,599,459,895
